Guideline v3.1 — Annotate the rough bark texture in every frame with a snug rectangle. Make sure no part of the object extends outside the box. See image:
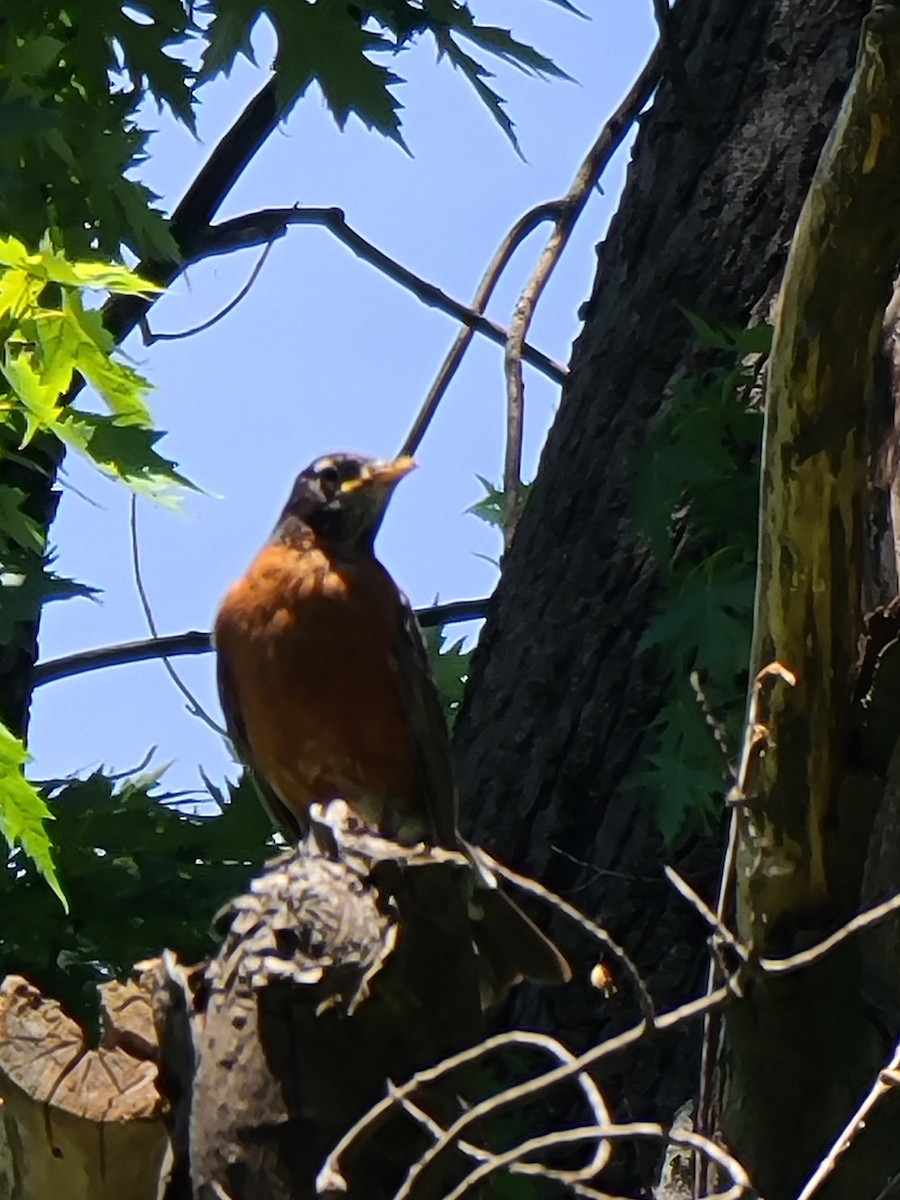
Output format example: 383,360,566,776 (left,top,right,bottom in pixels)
157,840,494,1200
454,0,870,1185
0,430,61,736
